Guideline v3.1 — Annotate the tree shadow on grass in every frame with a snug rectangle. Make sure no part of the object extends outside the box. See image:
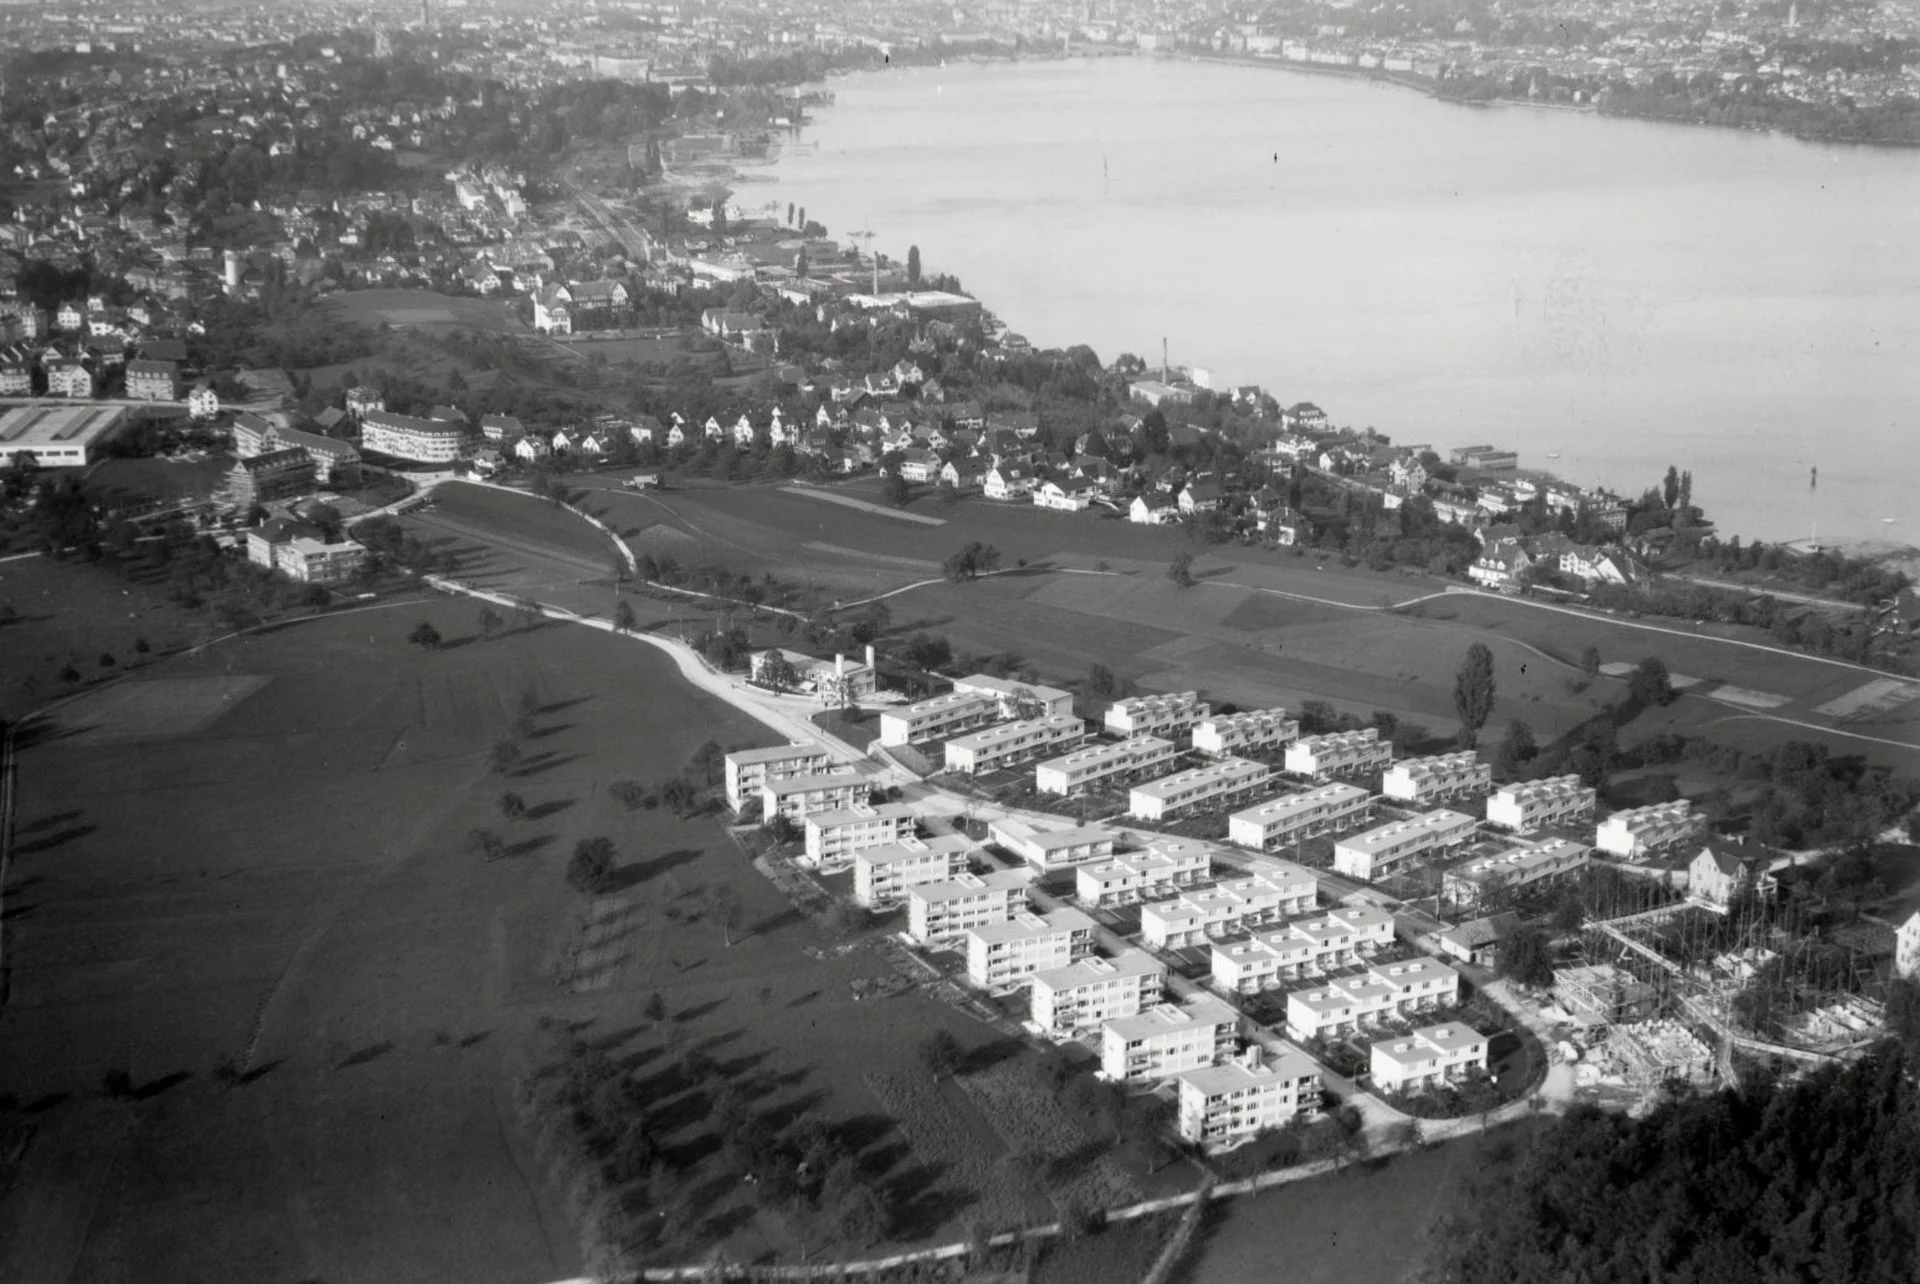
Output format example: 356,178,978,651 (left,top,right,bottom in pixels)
457,1031,492,1049
513,752,583,779
673,996,727,1024
524,797,575,821
23,1092,69,1114
750,907,803,937
833,1113,897,1157
606,848,702,891
16,810,82,835
13,825,98,857
697,1206,757,1244
238,1059,285,1086
884,1163,968,1241
336,1041,395,1069
538,696,592,716
505,834,556,858
132,1071,192,1101
959,1036,1026,1076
